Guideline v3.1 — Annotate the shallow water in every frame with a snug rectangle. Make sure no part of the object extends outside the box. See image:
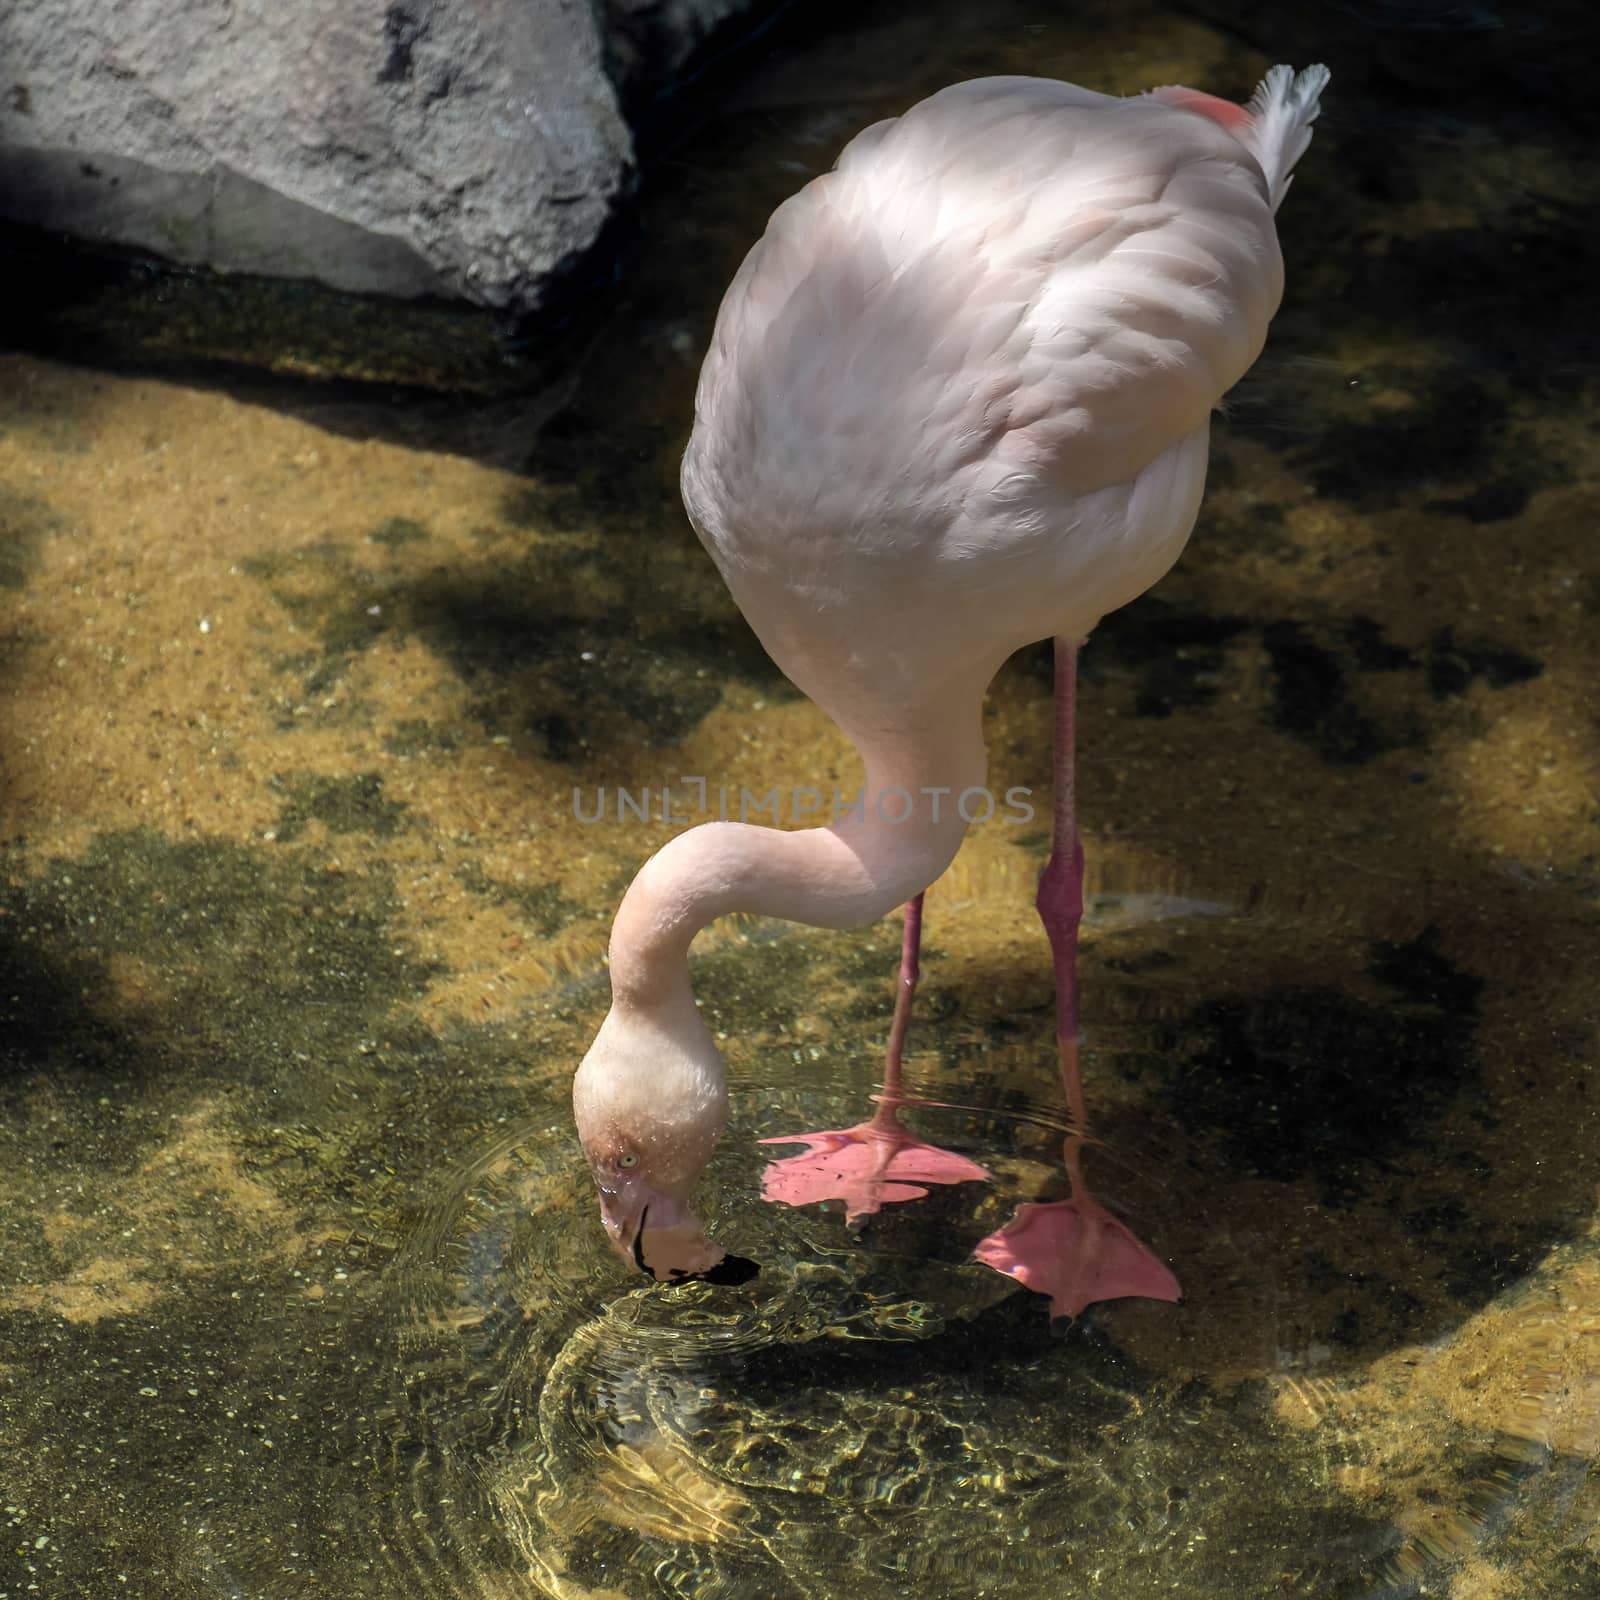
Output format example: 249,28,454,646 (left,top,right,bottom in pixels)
2,1,1598,1597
